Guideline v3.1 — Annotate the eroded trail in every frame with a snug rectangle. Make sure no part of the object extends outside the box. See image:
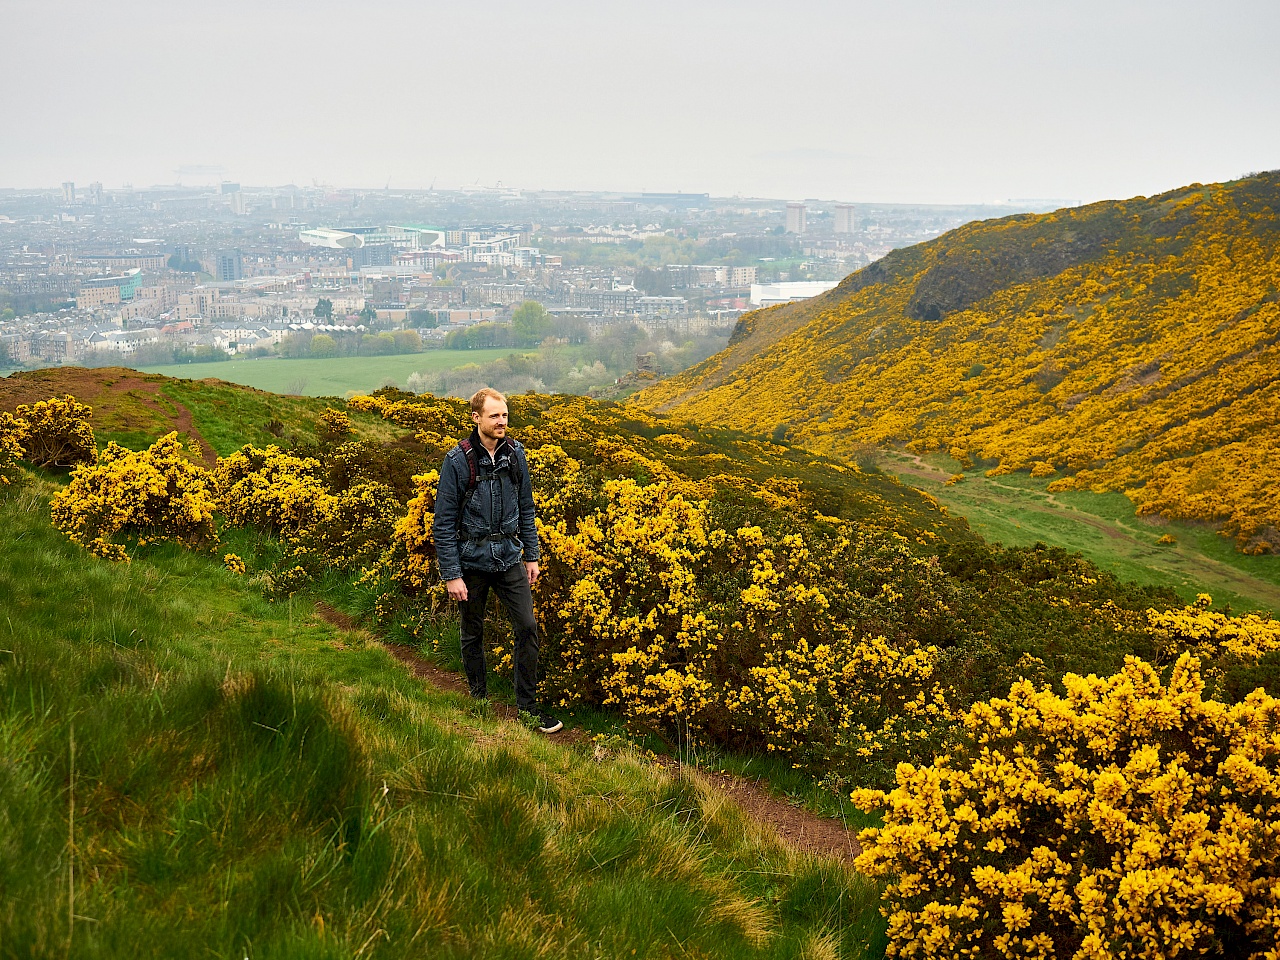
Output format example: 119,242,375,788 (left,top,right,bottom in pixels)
314,602,862,863
877,449,1280,612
